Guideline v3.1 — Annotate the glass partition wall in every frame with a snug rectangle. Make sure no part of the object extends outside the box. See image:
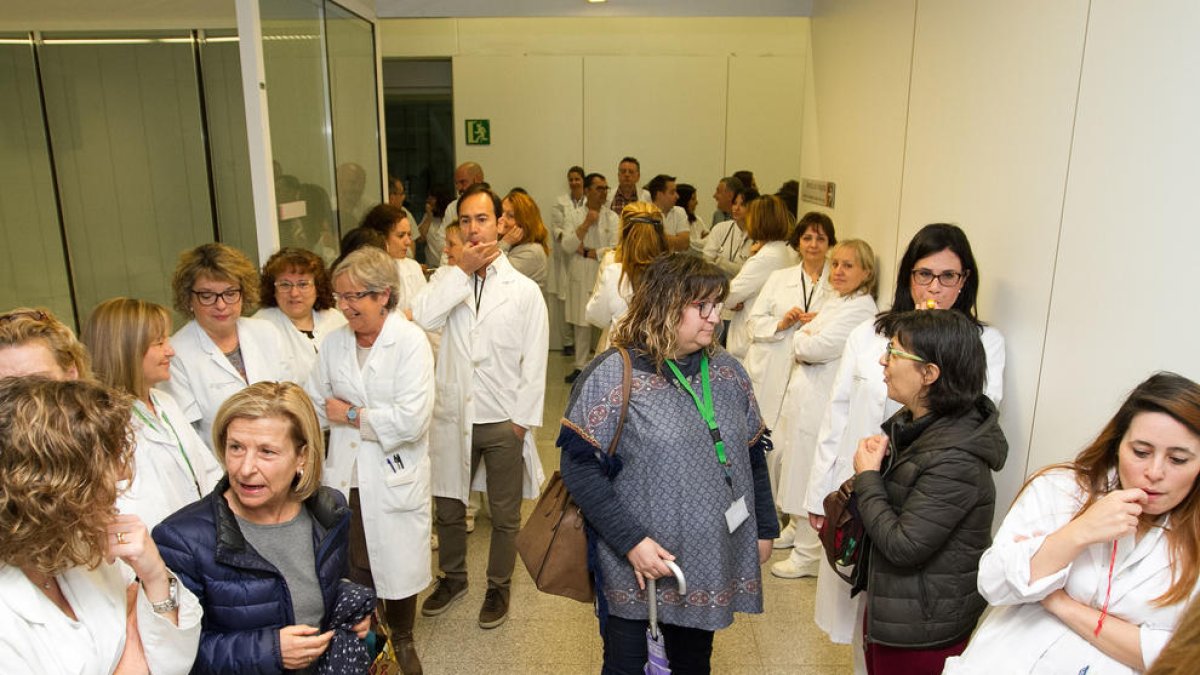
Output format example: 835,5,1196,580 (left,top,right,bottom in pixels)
0,2,382,328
